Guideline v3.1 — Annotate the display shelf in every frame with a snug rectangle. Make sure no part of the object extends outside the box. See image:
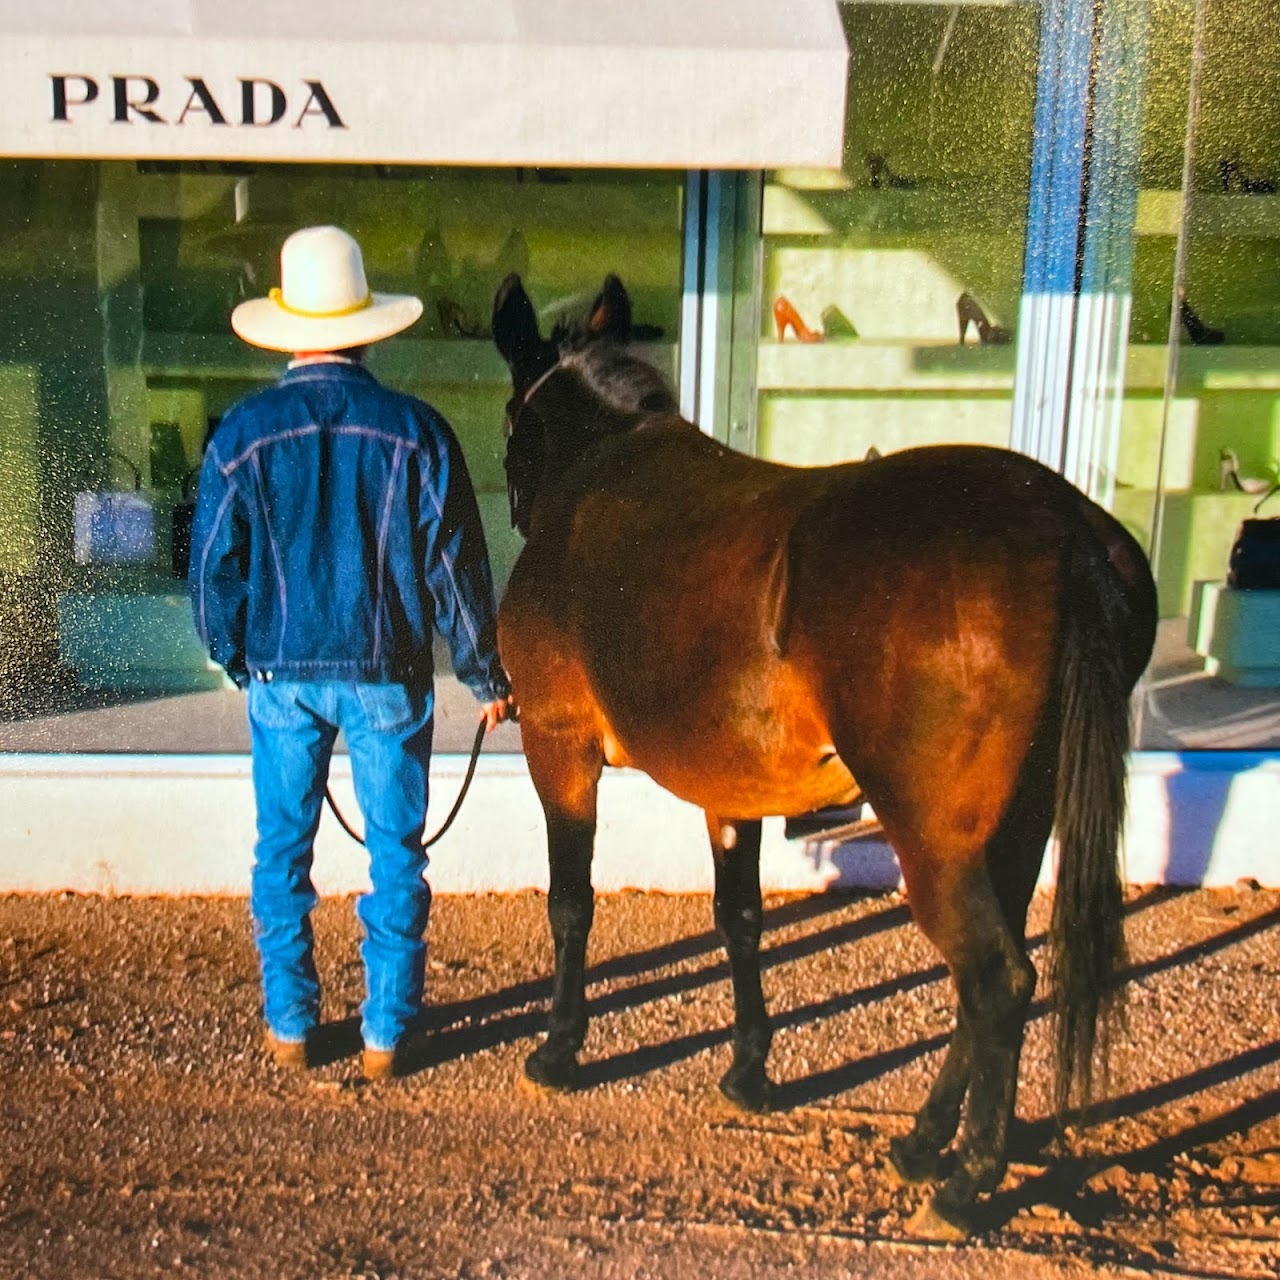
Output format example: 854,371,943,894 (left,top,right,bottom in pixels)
1190,582,1280,687
758,340,1280,395
141,334,677,388
762,182,1014,238
758,340,1016,392
134,169,683,235
1123,344,1280,391
142,333,286,381
1135,190,1280,239
765,186,1280,241
141,334,509,385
